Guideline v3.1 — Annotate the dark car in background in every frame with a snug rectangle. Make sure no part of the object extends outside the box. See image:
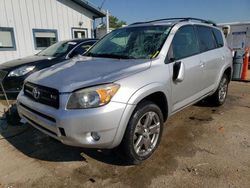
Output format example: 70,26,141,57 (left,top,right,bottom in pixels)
0,38,97,98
